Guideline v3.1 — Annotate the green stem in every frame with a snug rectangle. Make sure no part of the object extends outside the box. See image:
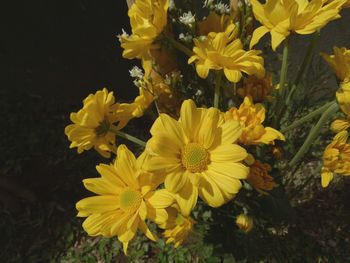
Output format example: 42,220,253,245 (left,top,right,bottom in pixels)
273,38,289,127
278,38,289,98
110,127,146,147
281,101,335,133
288,102,339,167
164,35,193,57
214,71,222,108
286,32,319,106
